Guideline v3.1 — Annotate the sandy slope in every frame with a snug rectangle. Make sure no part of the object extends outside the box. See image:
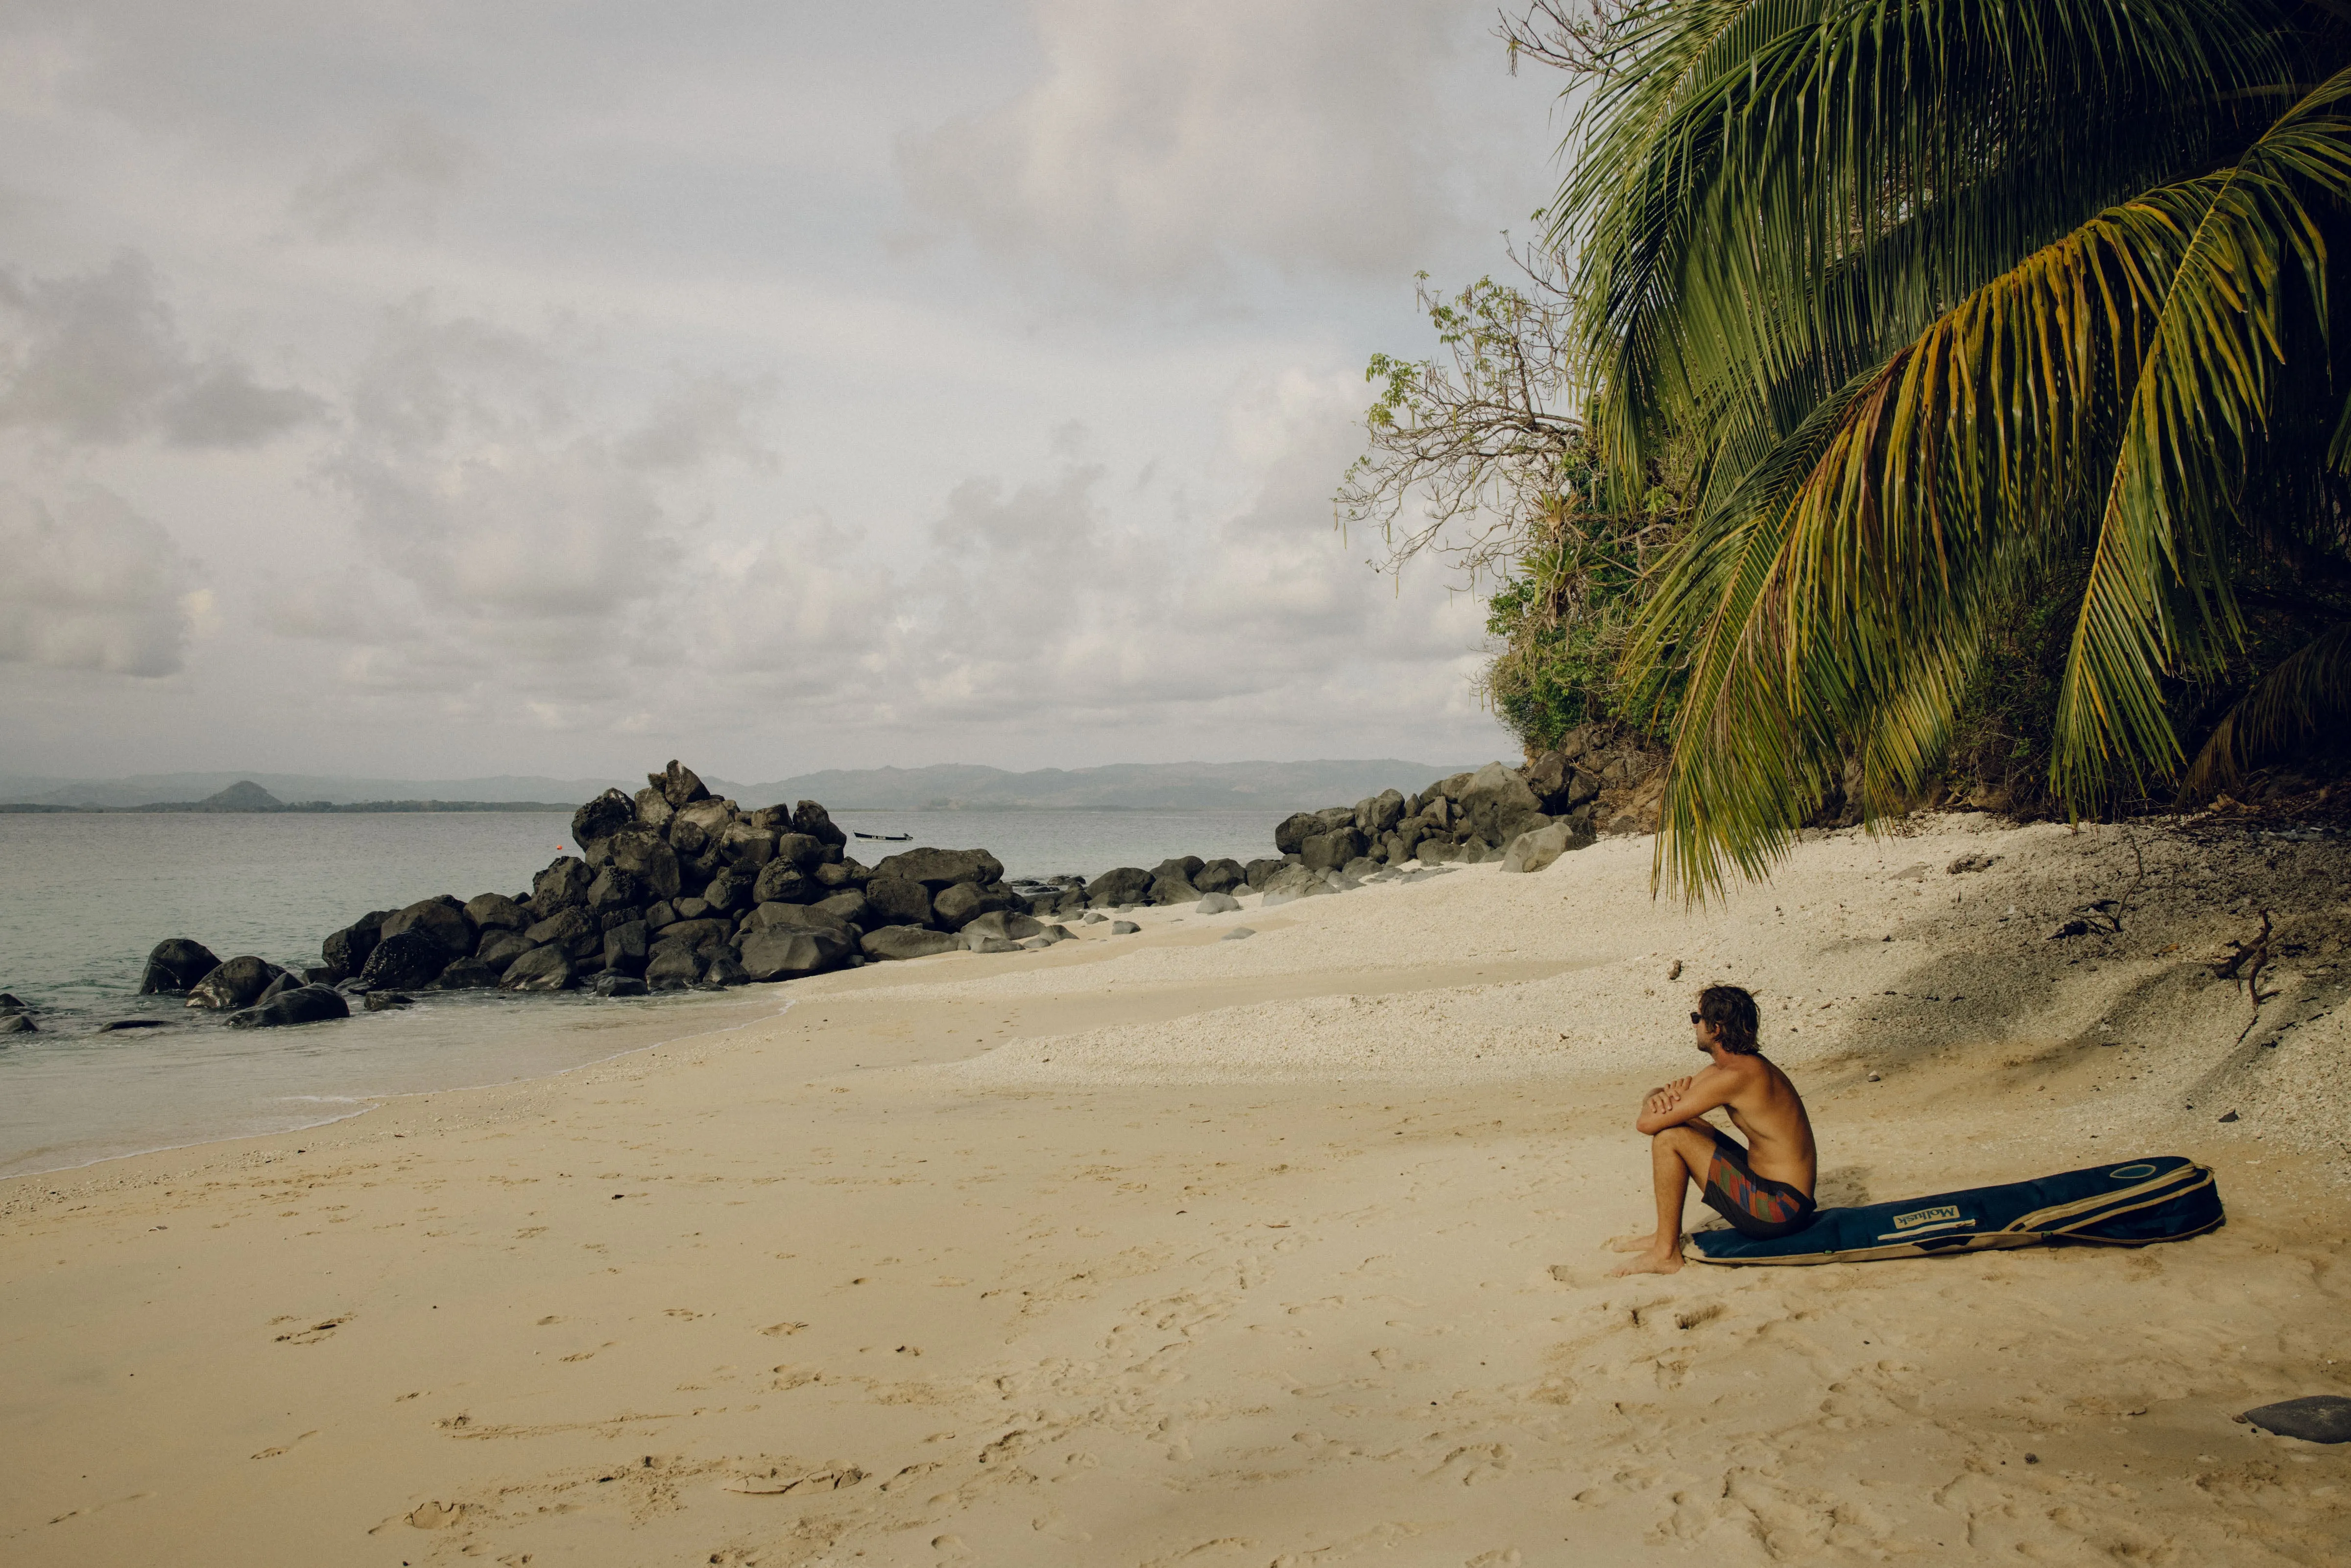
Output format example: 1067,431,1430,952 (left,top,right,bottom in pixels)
1,816,2345,1566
